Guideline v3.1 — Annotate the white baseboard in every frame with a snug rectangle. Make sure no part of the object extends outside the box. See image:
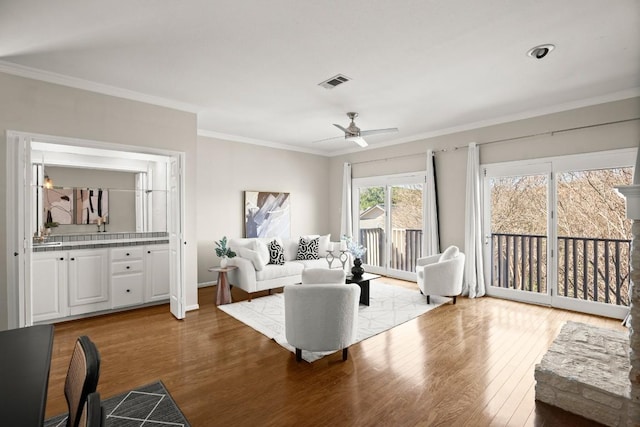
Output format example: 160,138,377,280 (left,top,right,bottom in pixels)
198,281,216,288
186,304,200,312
